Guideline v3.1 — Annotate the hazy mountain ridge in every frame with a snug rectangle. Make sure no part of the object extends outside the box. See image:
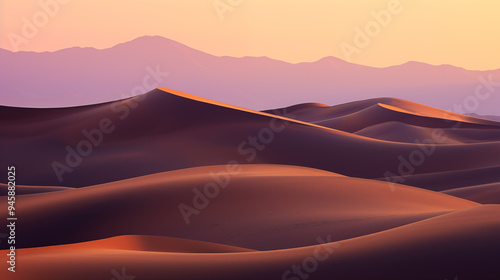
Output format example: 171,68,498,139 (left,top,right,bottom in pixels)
1,36,499,115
